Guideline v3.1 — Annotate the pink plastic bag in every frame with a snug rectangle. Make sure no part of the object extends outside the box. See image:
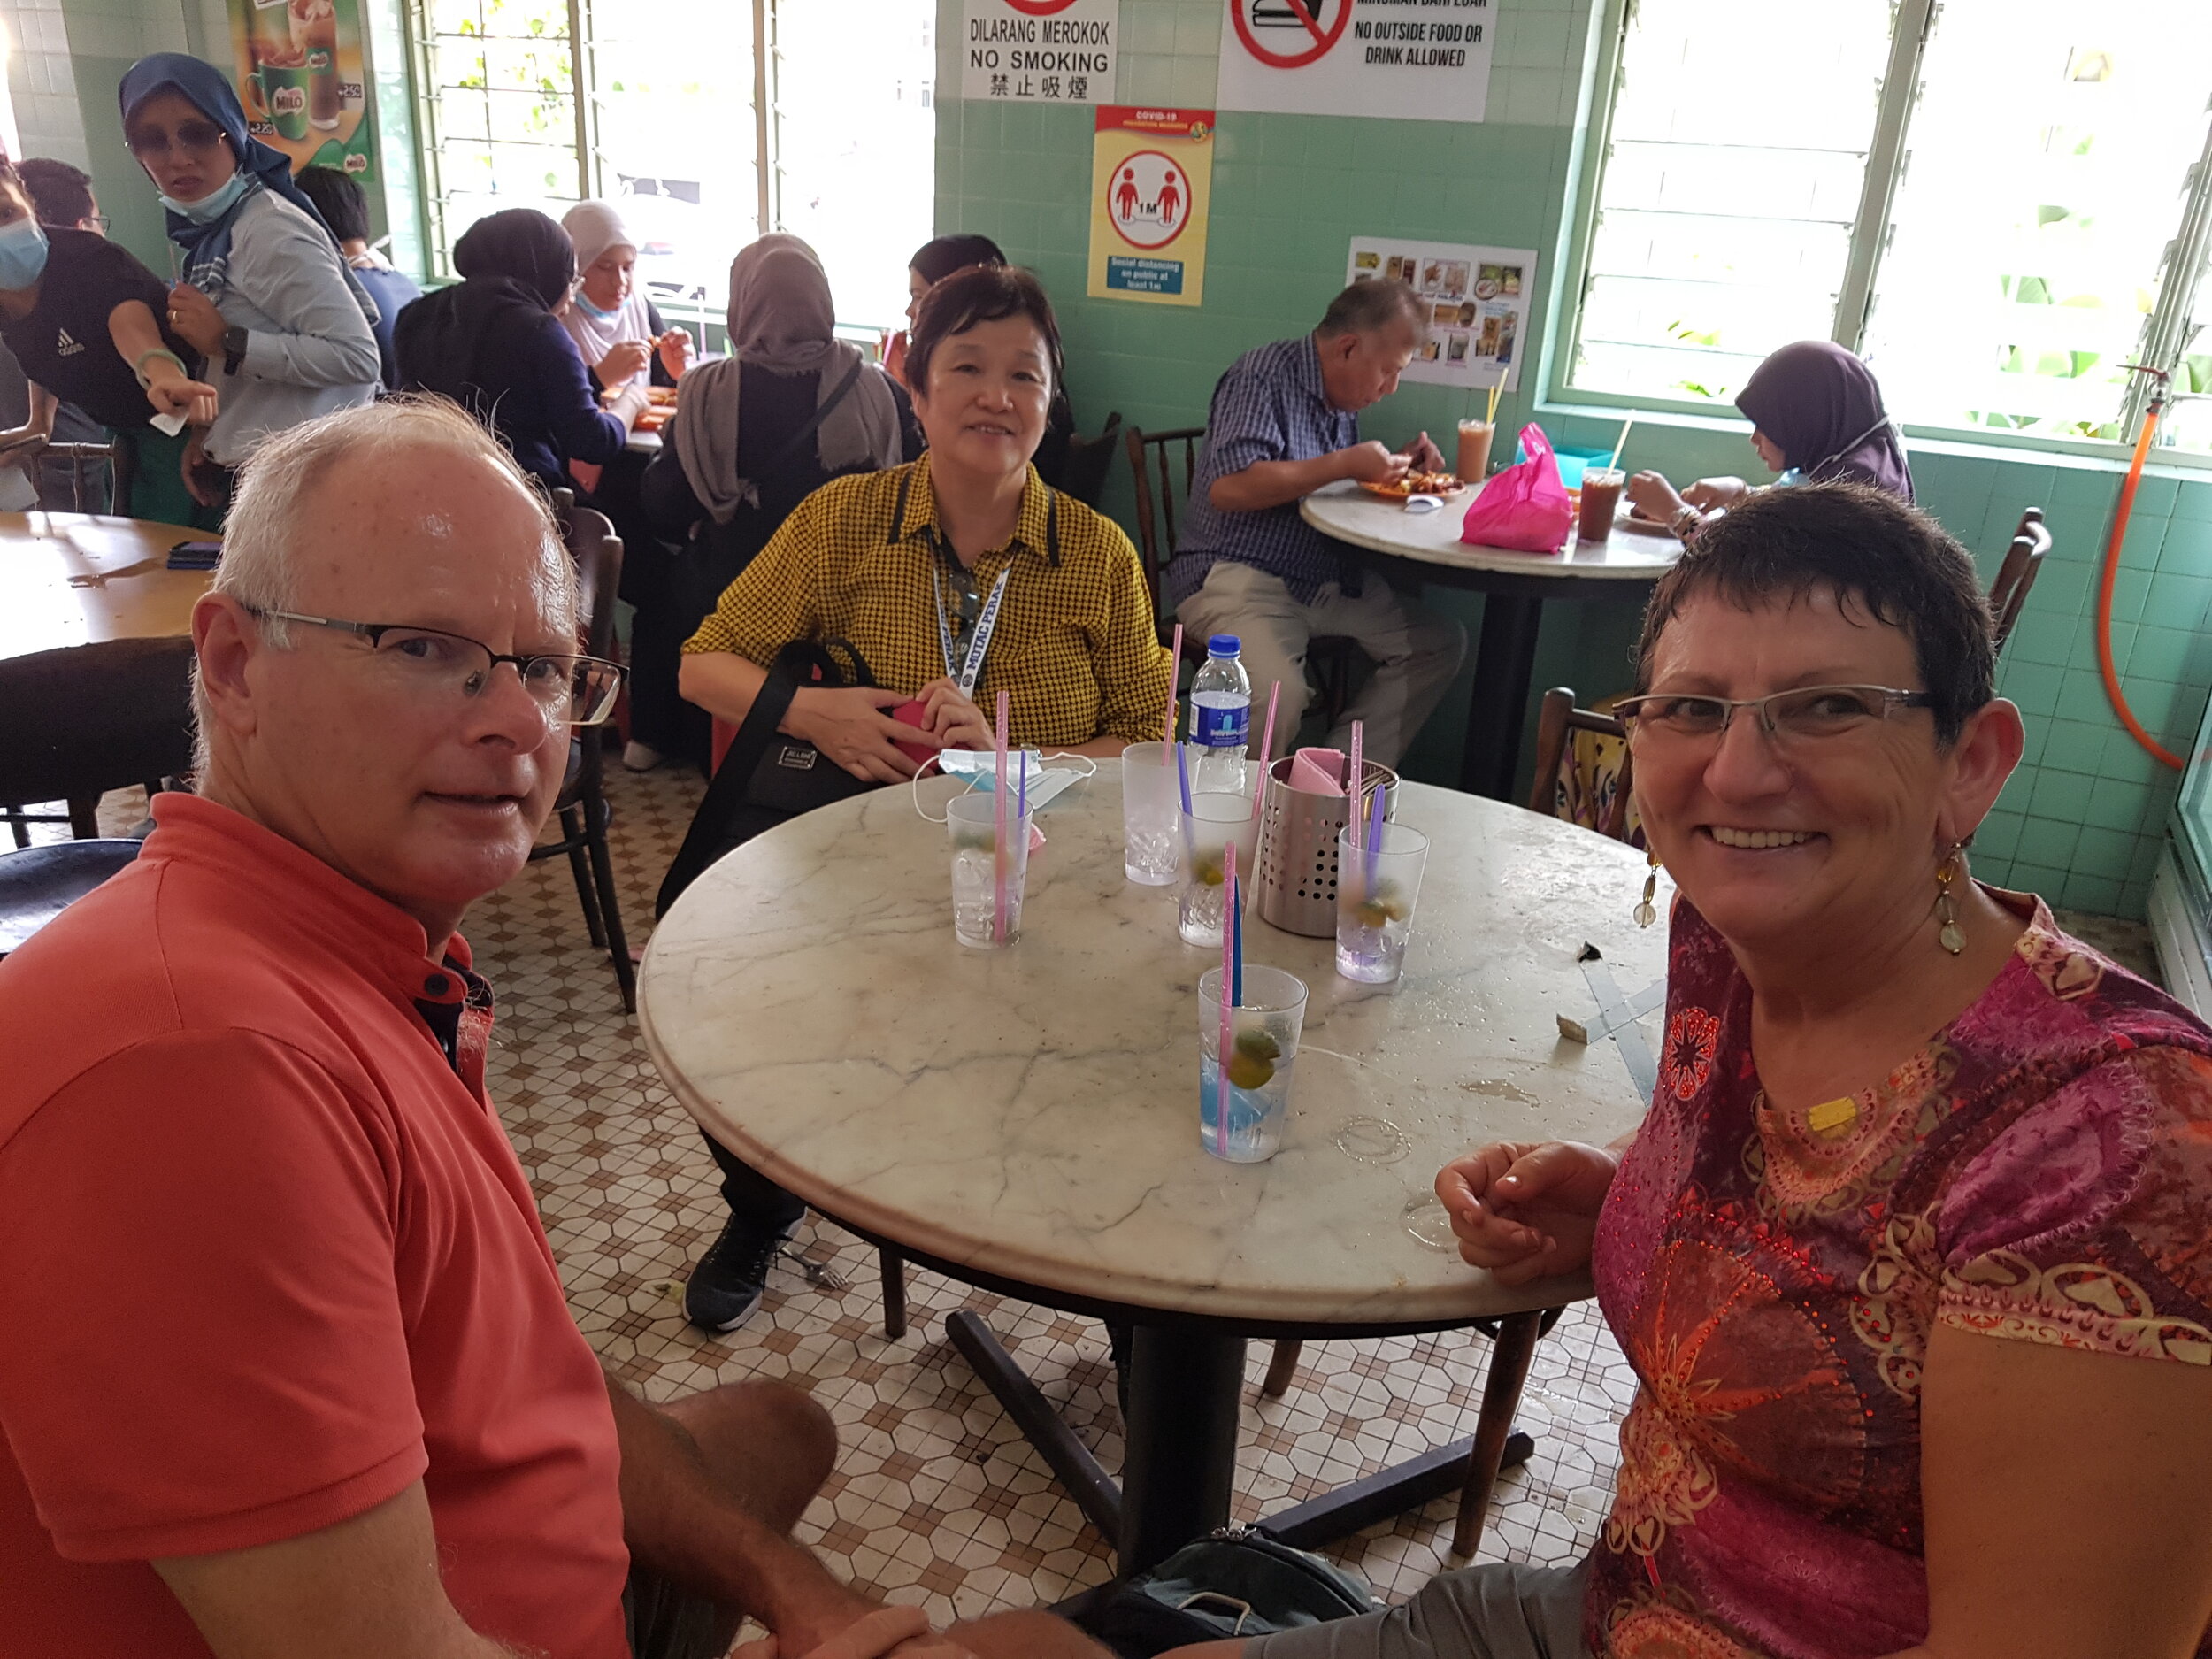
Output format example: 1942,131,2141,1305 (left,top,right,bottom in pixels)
1460,423,1573,553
